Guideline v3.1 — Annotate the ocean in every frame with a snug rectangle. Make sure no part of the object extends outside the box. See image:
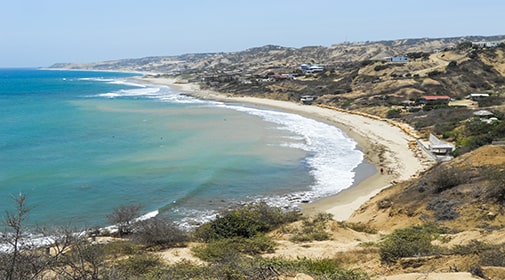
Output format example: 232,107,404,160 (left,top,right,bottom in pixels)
0,68,367,229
